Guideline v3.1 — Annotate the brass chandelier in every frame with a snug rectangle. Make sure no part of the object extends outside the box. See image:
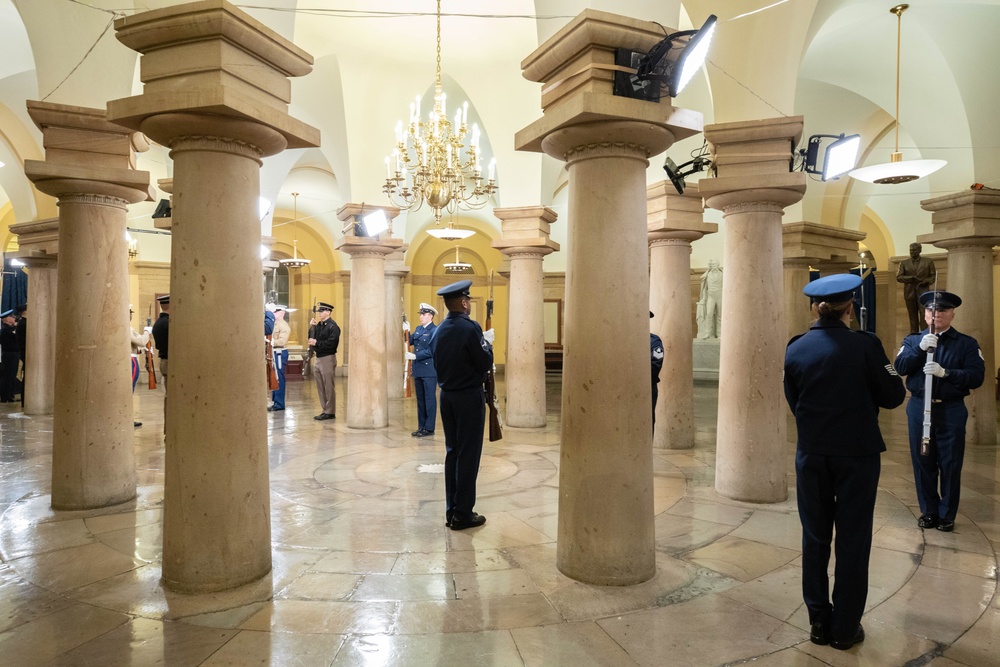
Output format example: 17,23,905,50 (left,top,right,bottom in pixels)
383,0,498,226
